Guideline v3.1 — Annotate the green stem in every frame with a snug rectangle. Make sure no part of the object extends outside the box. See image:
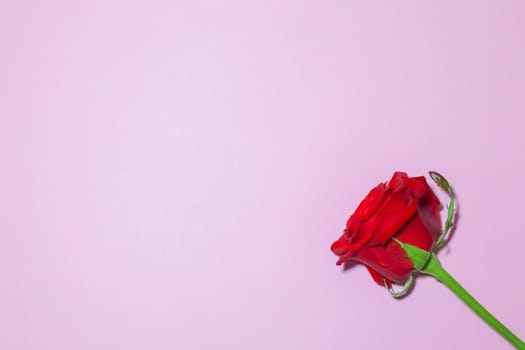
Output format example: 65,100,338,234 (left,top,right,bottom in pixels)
422,254,525,349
